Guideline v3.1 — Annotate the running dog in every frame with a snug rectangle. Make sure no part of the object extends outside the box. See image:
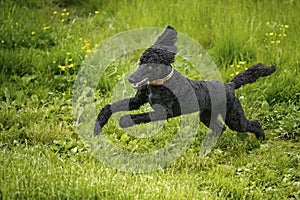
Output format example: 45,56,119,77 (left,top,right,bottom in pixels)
94,26,275,139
